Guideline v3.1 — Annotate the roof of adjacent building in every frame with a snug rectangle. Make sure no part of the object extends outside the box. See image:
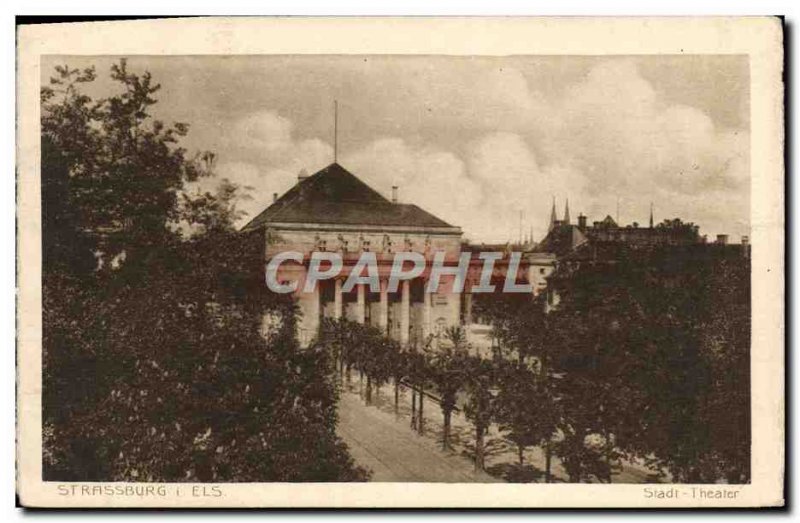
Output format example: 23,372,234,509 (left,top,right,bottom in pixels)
536,218,704,259
596,215,619,228
534,224,589,257
240,163,456,231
